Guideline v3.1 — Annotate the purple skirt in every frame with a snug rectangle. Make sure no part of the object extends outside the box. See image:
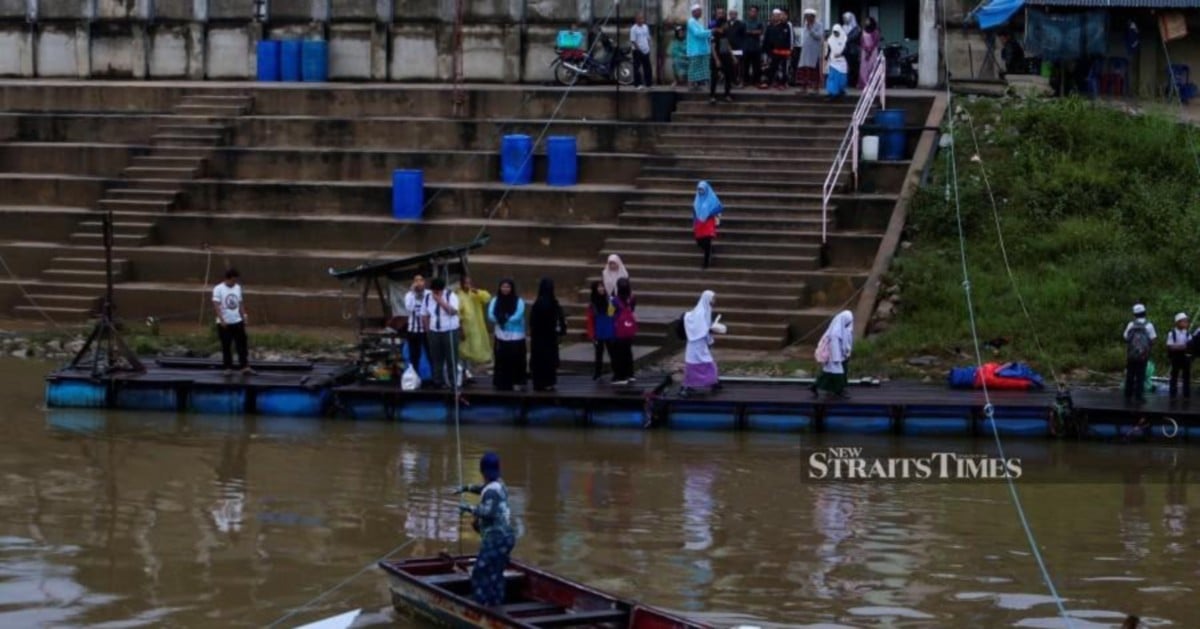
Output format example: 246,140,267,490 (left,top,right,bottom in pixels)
683,361,719,388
